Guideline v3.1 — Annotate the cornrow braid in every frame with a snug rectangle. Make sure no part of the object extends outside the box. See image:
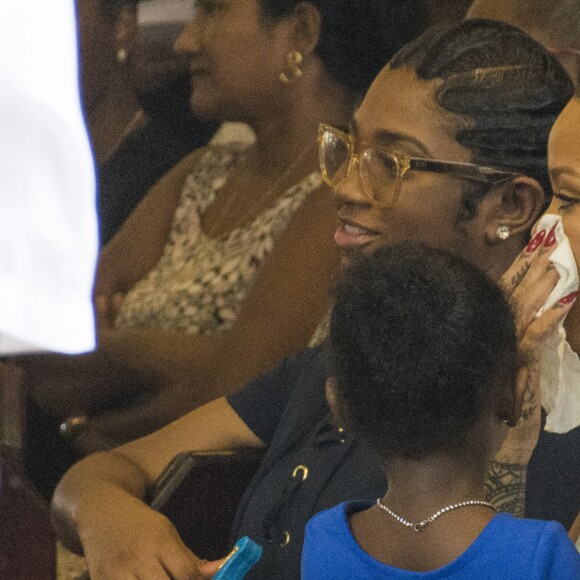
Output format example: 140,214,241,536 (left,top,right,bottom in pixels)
390,19,574,218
